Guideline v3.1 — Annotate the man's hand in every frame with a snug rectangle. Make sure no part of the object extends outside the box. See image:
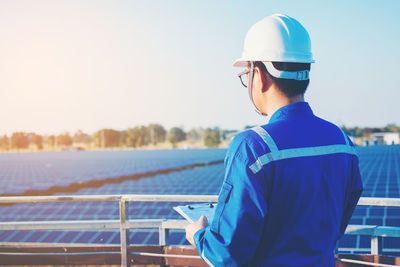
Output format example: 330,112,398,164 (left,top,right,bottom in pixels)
185,216,208,247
